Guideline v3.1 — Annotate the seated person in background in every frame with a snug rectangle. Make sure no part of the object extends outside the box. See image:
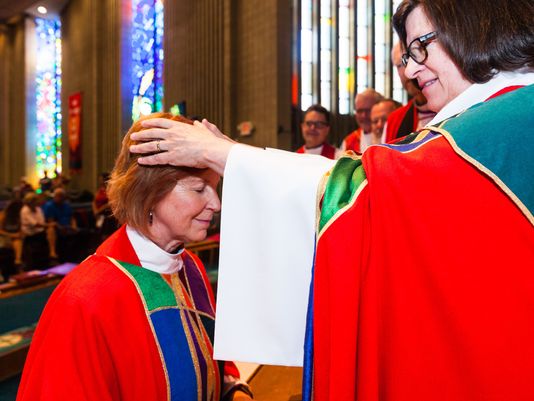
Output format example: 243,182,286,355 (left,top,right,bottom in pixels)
43,187,78,260
15,176,34,199
371,99,402,144
20,192,50,270
93,172,118,239
0,196,23,280
51,170,69,191
296,104,340,159
17,113,253,401
341,88,384,153
39,170,53,194
385,41,436,141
